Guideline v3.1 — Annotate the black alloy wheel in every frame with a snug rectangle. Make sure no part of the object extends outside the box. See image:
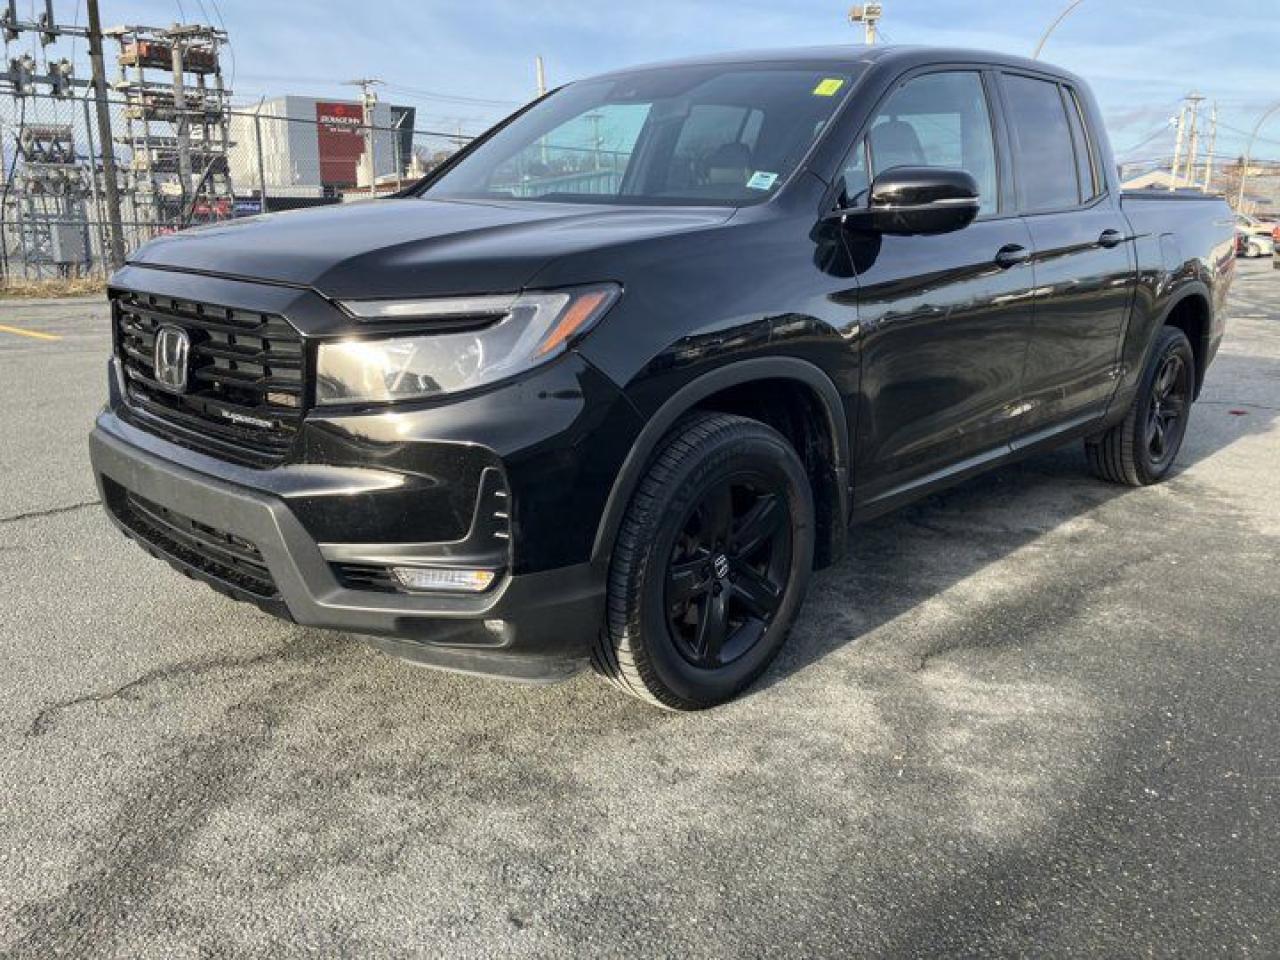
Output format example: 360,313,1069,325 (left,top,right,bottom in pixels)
1144,350,1191,468
1086,325,1196,486
665,477,792,670
595,412,815,710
